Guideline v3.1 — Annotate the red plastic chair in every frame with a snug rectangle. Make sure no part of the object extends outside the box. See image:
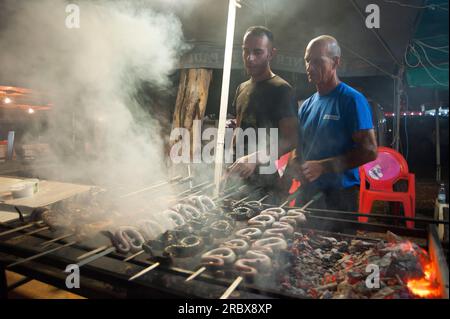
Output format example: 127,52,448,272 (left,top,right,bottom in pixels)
358,146,416,228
